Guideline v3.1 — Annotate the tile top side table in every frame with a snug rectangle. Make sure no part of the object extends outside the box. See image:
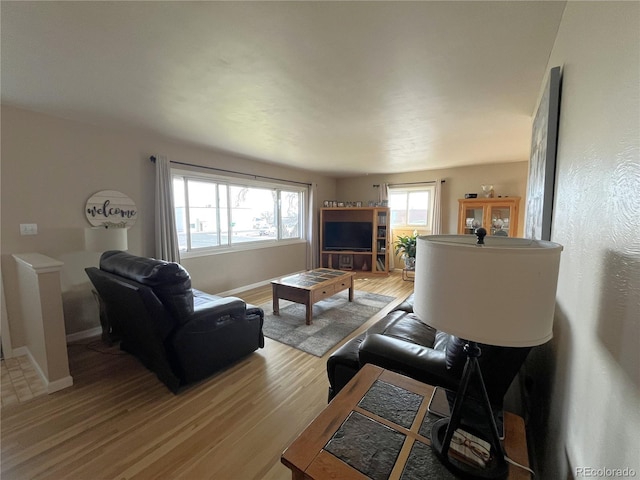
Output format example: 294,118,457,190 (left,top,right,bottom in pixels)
281,364,531,480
